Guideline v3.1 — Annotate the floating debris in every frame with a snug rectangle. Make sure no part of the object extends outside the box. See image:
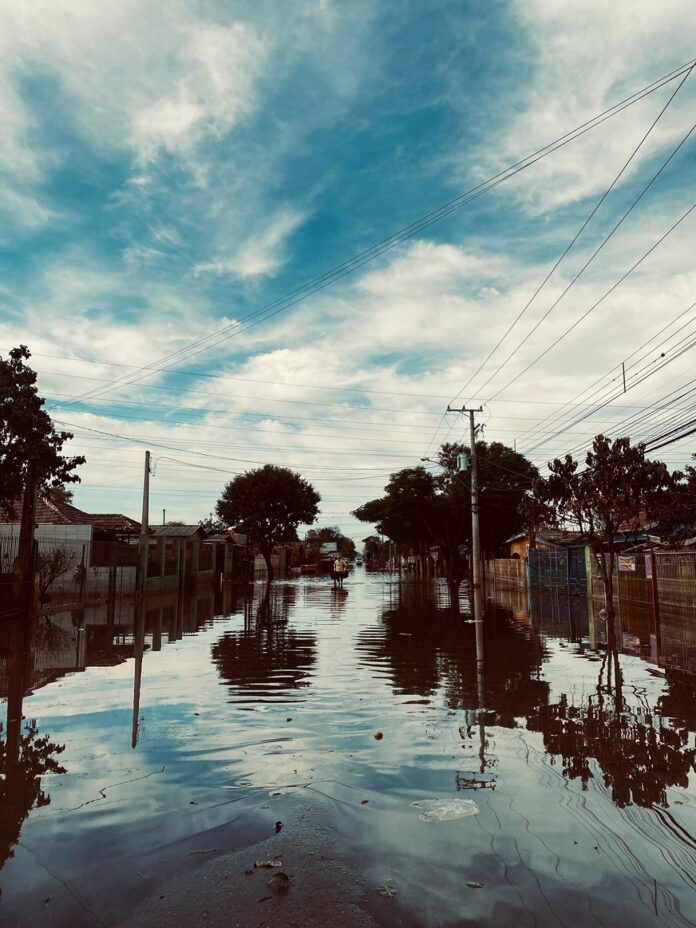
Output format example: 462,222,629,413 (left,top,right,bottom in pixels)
410,798,479,822
376,885,397,898
255,856,283,869
267,871,290,892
